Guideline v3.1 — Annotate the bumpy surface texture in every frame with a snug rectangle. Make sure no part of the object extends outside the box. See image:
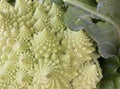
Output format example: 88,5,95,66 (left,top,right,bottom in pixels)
0,0,102,89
